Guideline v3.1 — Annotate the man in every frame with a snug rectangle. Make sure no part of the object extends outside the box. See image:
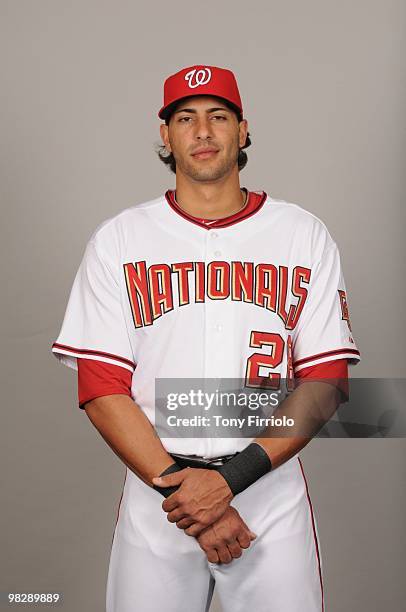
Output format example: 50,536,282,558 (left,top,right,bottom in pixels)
52,65,360,611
